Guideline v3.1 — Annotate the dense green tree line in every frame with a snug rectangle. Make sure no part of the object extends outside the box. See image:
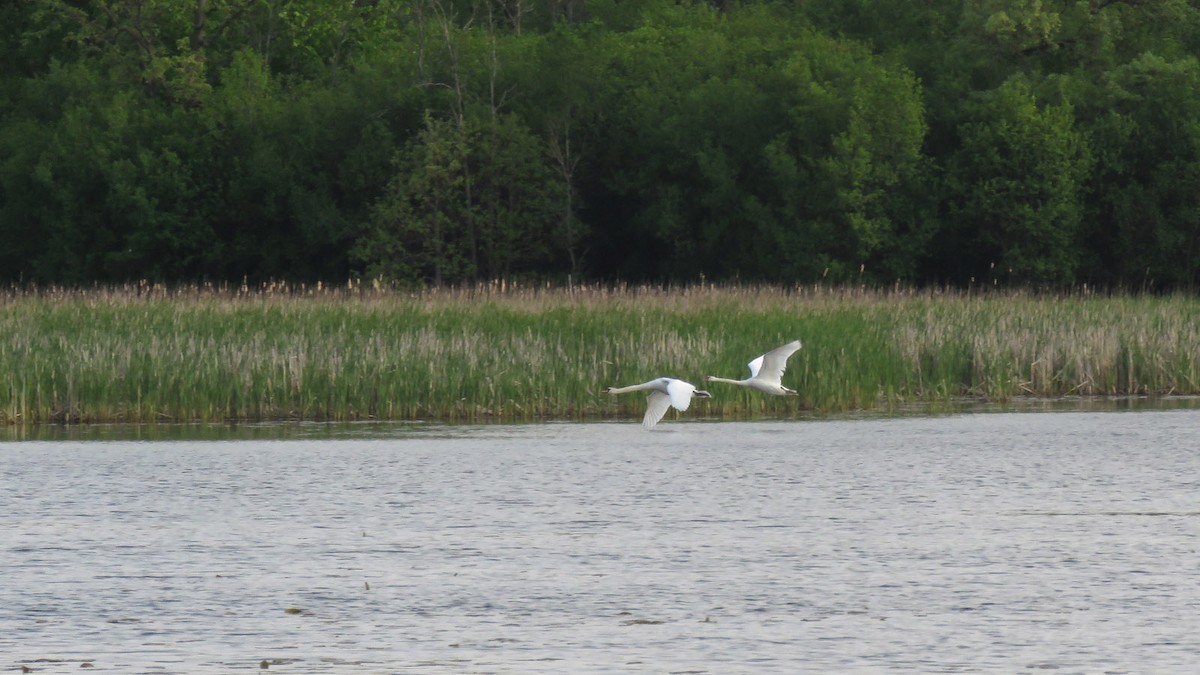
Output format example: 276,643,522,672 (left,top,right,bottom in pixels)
2,0,1199,288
